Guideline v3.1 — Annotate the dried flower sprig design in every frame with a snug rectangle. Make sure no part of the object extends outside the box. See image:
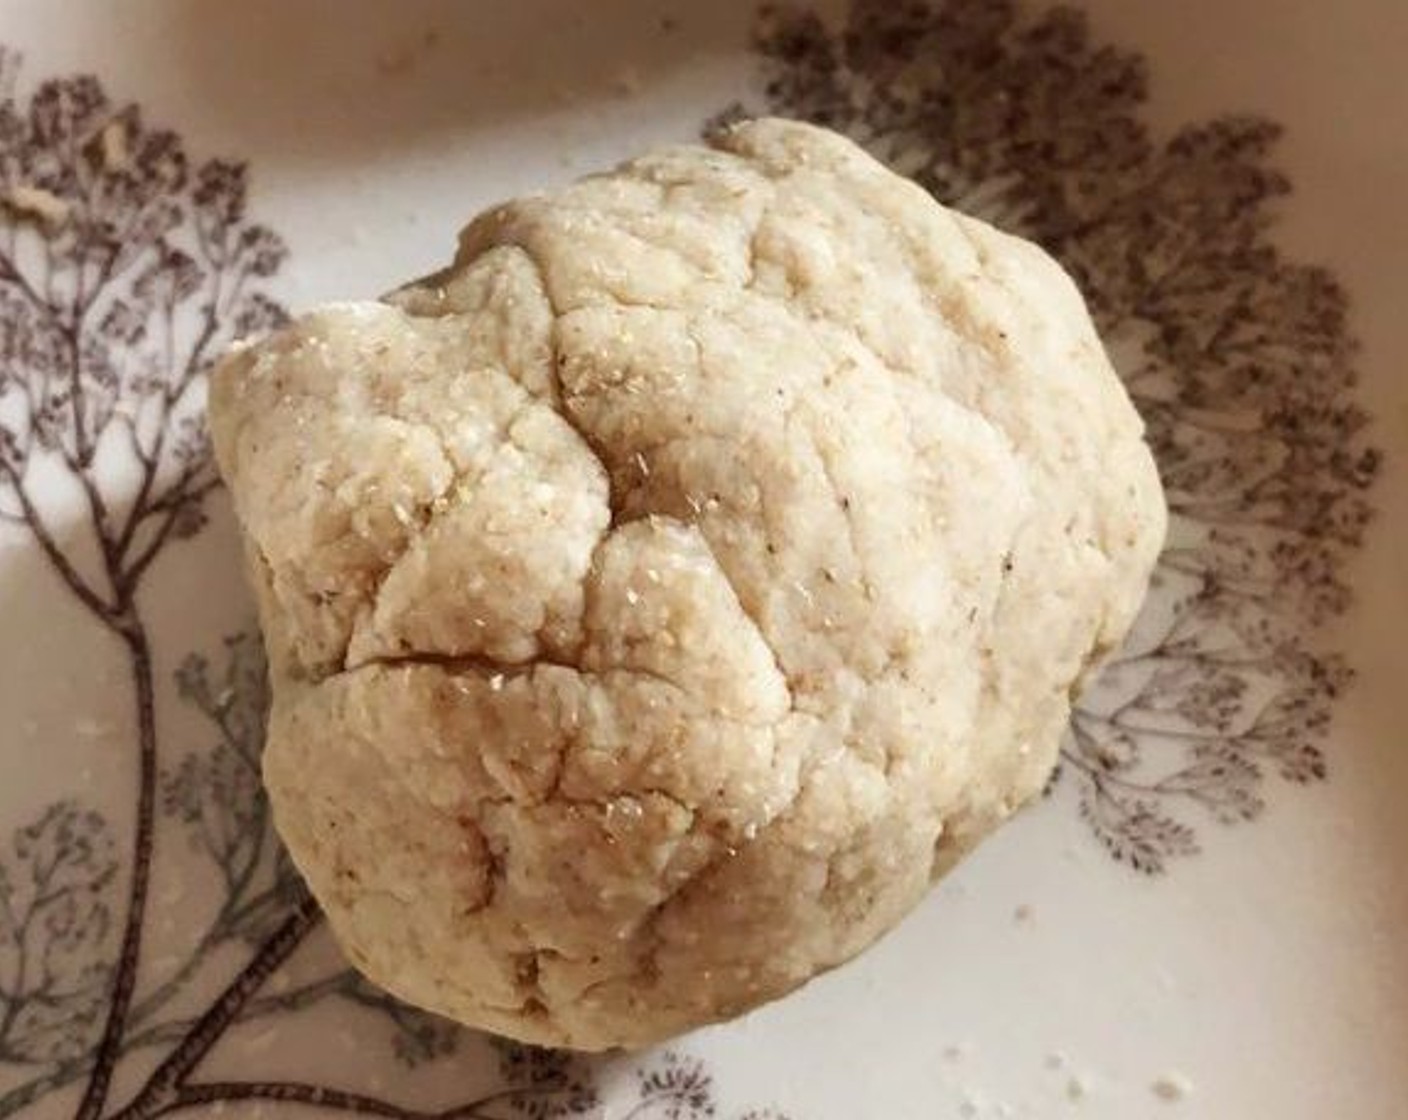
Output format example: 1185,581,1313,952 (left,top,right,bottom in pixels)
0,42,292,1120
